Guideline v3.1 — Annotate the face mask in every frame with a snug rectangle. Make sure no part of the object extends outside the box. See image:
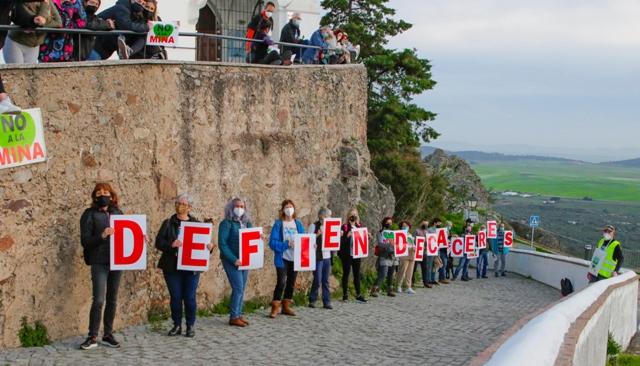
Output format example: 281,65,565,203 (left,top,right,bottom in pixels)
292,19,300,27
144,9,154,19
233,207,245,218
402,226,408,231
265,11,273,18
95,195,111,207
85,5,98,14
603,233,612,241
131,2,144,13
421,225,427,230
383,222,391,229
267,30,273,37
322,32,330,39
500,226,505,231
284,207,294,217
349,215,357,222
